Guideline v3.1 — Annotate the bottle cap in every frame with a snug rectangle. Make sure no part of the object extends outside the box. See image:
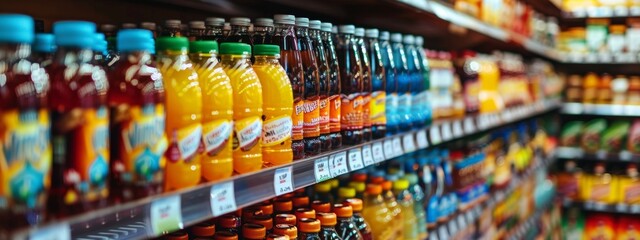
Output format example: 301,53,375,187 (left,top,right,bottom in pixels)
219,42,251,55
332,203,353,218
189,21,206,29
255,18,274,27
381,181,392,191
0,14,34,44
314,182,331,192
337,187,355,198
311,200,331,213
404,173,419,185
295,17,309,27
297,218,321,233
403,34,415,45
379,31,390,41
416,36,424,46
242,224,266,240
213,231,238,240
327,179,339,189
118,29,154,52
53,21,96,48
294,208,316,219
33,33,55,53
274,198,293,213
352,172,367,182
156,36,188,51
355,27,364,37
274,14,295,25
257,201,274,216
316,212,337,226
273,224,298,239
393,179,409,190
229,17,251,26
321,22,333,32
253,44,280,56
165,19,181,28
266,233,289,240
370,176,385,184
343,198,363,212
348,182,365,193
242,207,263,222
190,222,215,237
100,24,116,33
164,230,188,240
274,214,297,225
390,33,402,43
247,214,273,230
338,25,355,34
206,17,225,26
366,184,382,195
332,26,337,34
140,22,156,31
121,23,136,29
292,196,310,209
365,28,379,38
309,20,322,30
217,214,239,228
